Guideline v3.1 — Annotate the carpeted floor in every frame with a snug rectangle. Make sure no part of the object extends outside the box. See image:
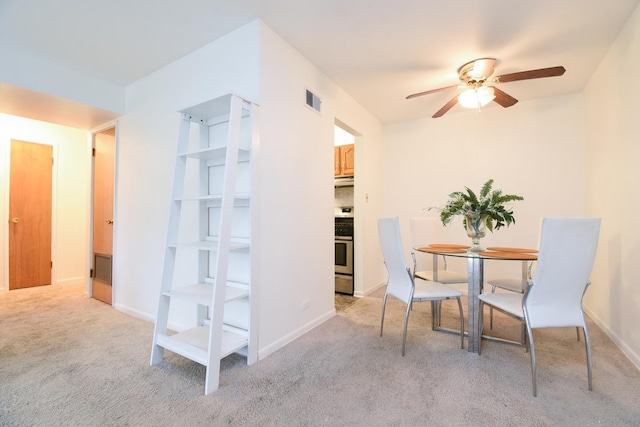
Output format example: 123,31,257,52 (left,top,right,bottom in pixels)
1,283,639,426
